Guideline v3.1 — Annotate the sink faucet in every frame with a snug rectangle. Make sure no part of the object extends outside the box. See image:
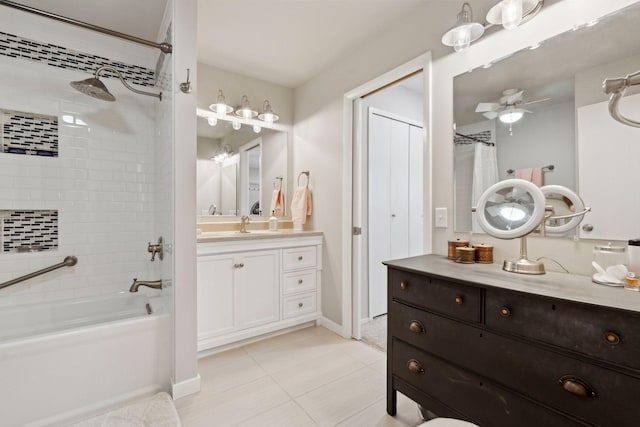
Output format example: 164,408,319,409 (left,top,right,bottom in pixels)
240,215,250,233
129,278,163,292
